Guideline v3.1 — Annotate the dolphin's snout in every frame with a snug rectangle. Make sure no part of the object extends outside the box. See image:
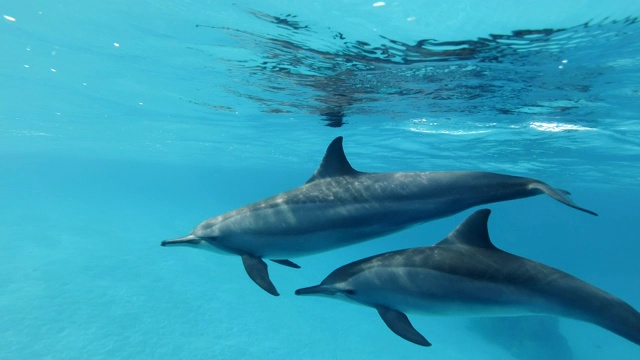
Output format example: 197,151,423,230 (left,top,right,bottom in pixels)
160,234,200,247
295,284,342,296
295,287,316,296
